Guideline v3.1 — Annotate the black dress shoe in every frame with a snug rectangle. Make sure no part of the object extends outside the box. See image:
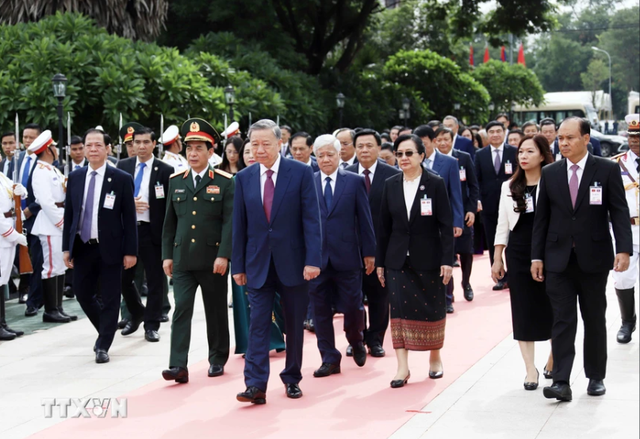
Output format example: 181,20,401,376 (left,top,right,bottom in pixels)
121,318,142,336
117,318,129,329
429,369,444,379
524,369,539,391
446,304,454,314
543,382,572,401
453,260,460,267
95,349,110,364
25,306,38,317
587,379,606,396
159,314,170,323
285,383,303,399
313,363,341,377
208,364,224,377
0,327,16,341
390,371,411,388
617,320,636,344
144,330,160,342
3,325,24,337
307,319,315,332
463,285,474,301
352,343,367,367
346,345,353,357
492,280,509,291
58,308,77,321
237,386,266,404
162,366,189,383
63,286,74,298
43,310,71,323
18,293,28,304
368,344,386,357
